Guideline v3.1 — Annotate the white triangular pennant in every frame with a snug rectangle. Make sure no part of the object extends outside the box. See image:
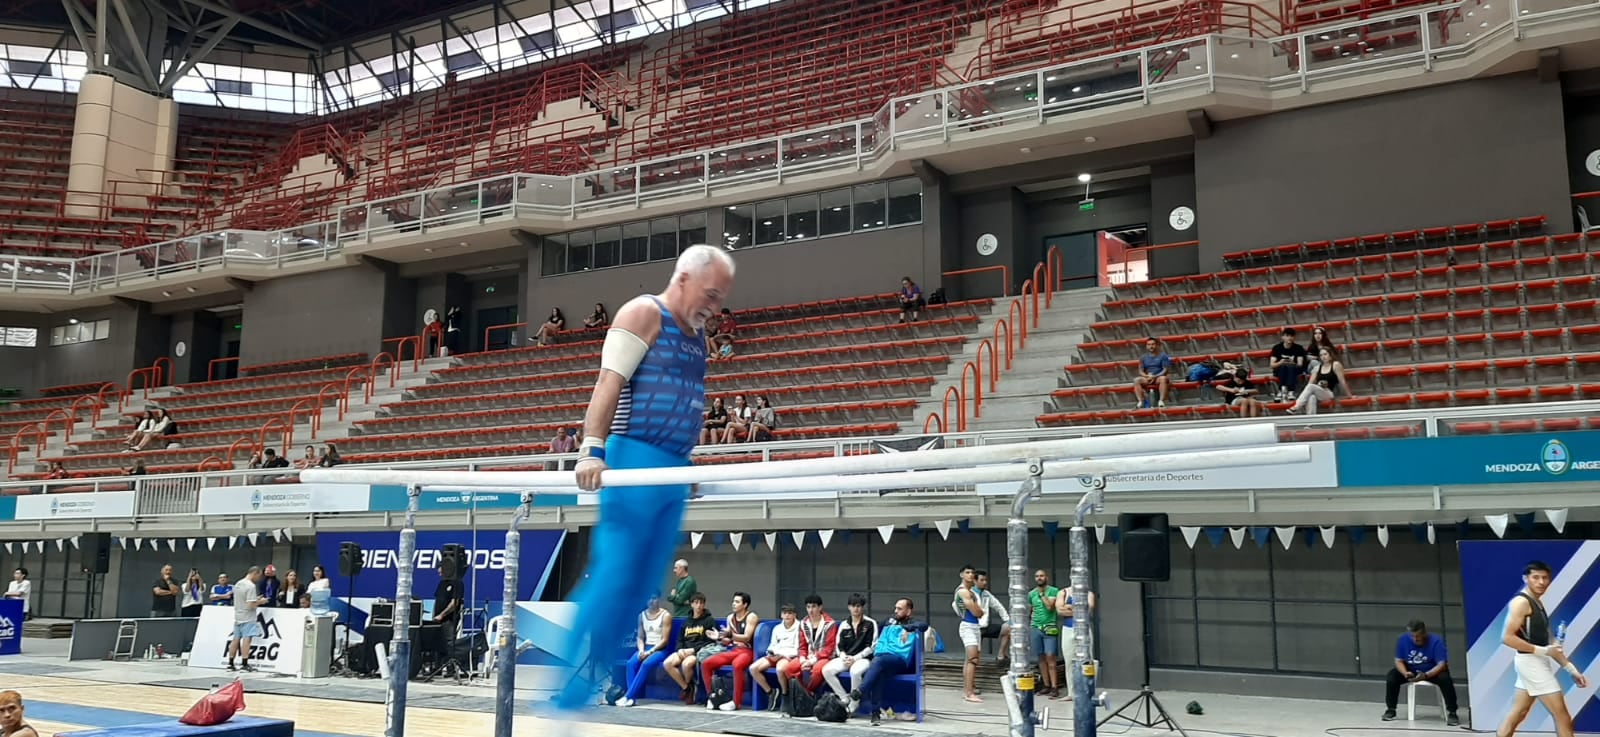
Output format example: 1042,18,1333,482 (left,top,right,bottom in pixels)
791,531,805,550
54,539,63,552
1274,526,1296,550
729,533,743,551
1094,525,1106,544
1427,522,1436,545
273,529,284,543
207,538,217,550
876,524,894,544
1180,527,1201,549
1229,527,1246,549
1377,525,1390,548
70,535,80,550
1320,526,1337,549
935,520,952,540
1545,508,1570,534
248,533,259,546
228,537,237,549
187,538,197,551
167,539,177,550
1486,513,1510,539
4,543,11,554
818,530,834,548
763,532,777,551
690,532,704,549
133,538,142,551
